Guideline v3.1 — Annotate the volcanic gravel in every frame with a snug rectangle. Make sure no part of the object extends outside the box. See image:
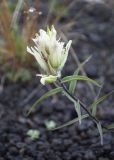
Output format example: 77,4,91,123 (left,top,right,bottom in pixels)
0,0,114,160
